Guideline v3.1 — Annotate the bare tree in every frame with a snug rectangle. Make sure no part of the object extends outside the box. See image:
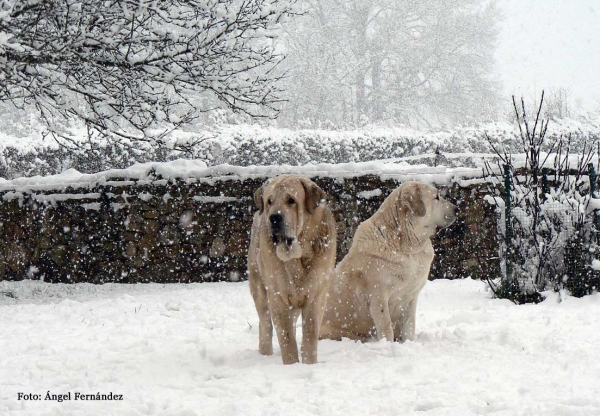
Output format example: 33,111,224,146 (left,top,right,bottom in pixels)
279,0,501,128
544,87,572,120
0,0,296,149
